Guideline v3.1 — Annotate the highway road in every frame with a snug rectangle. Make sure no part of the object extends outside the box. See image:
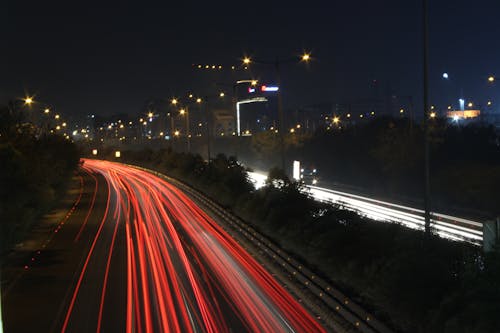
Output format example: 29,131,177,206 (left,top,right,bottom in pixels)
247,172,483,245
3,160,325,333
